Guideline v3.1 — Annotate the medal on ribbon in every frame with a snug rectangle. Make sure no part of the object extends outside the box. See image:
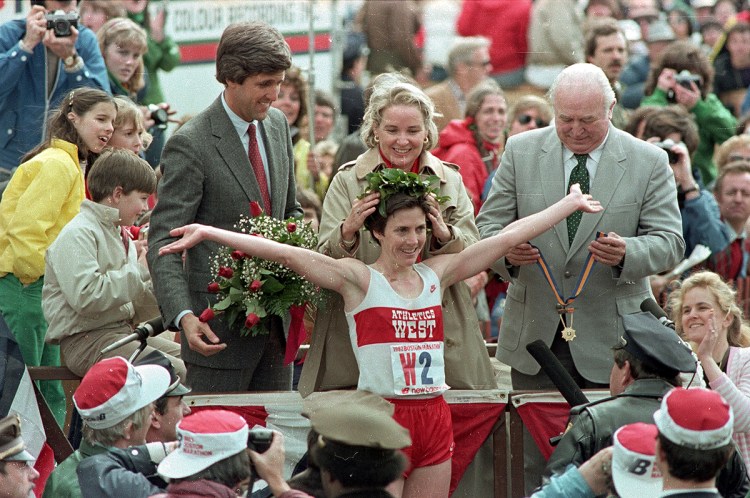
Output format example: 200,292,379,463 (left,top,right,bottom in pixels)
534,232,605,342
